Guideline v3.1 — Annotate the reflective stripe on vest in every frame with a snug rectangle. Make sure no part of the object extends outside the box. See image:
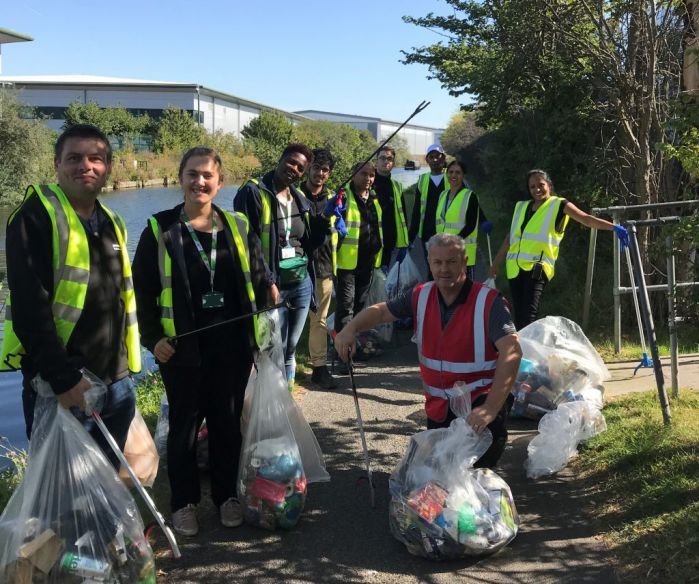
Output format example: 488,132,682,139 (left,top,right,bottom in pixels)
336,184,383,270
435,187,478,266
413,281,498,422
243,178,272,265
391,179,409,248
505,196,569,281
1,184,141,373
417,172,450,239
148,209,259,346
